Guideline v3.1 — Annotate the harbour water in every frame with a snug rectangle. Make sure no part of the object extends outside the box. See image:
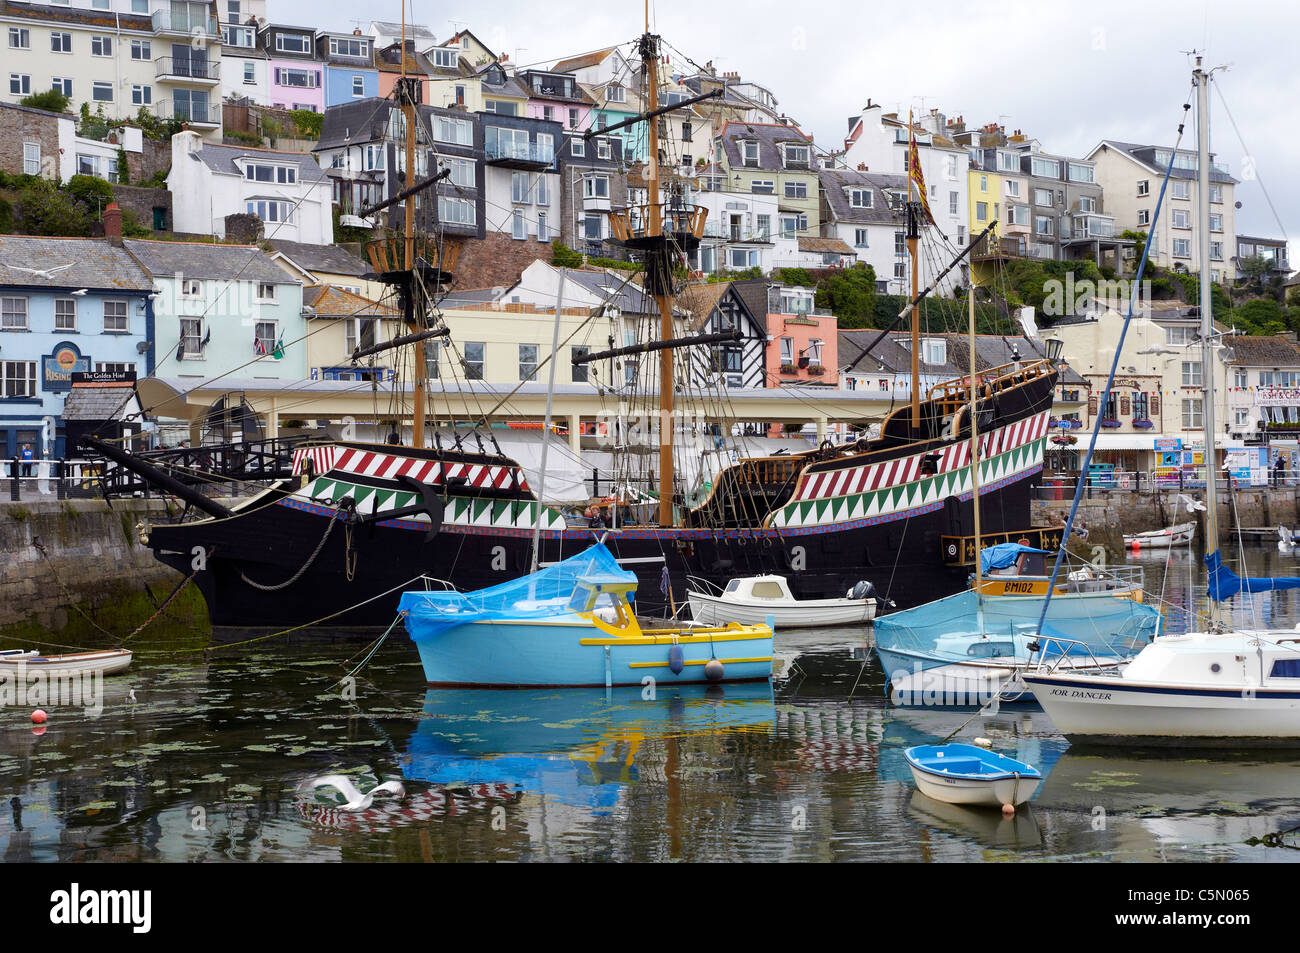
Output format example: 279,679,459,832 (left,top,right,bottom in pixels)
3,545,1300,862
